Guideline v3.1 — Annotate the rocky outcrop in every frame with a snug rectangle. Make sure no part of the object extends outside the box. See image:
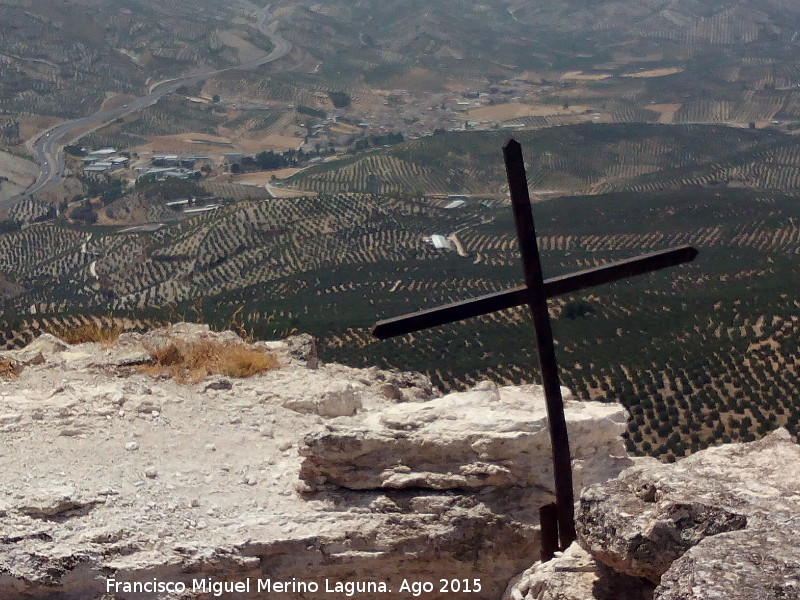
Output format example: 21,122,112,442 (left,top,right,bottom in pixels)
578,428,800,594
502,542,653,600
0,325,634,600
299,381,633,493
507,428,800,600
